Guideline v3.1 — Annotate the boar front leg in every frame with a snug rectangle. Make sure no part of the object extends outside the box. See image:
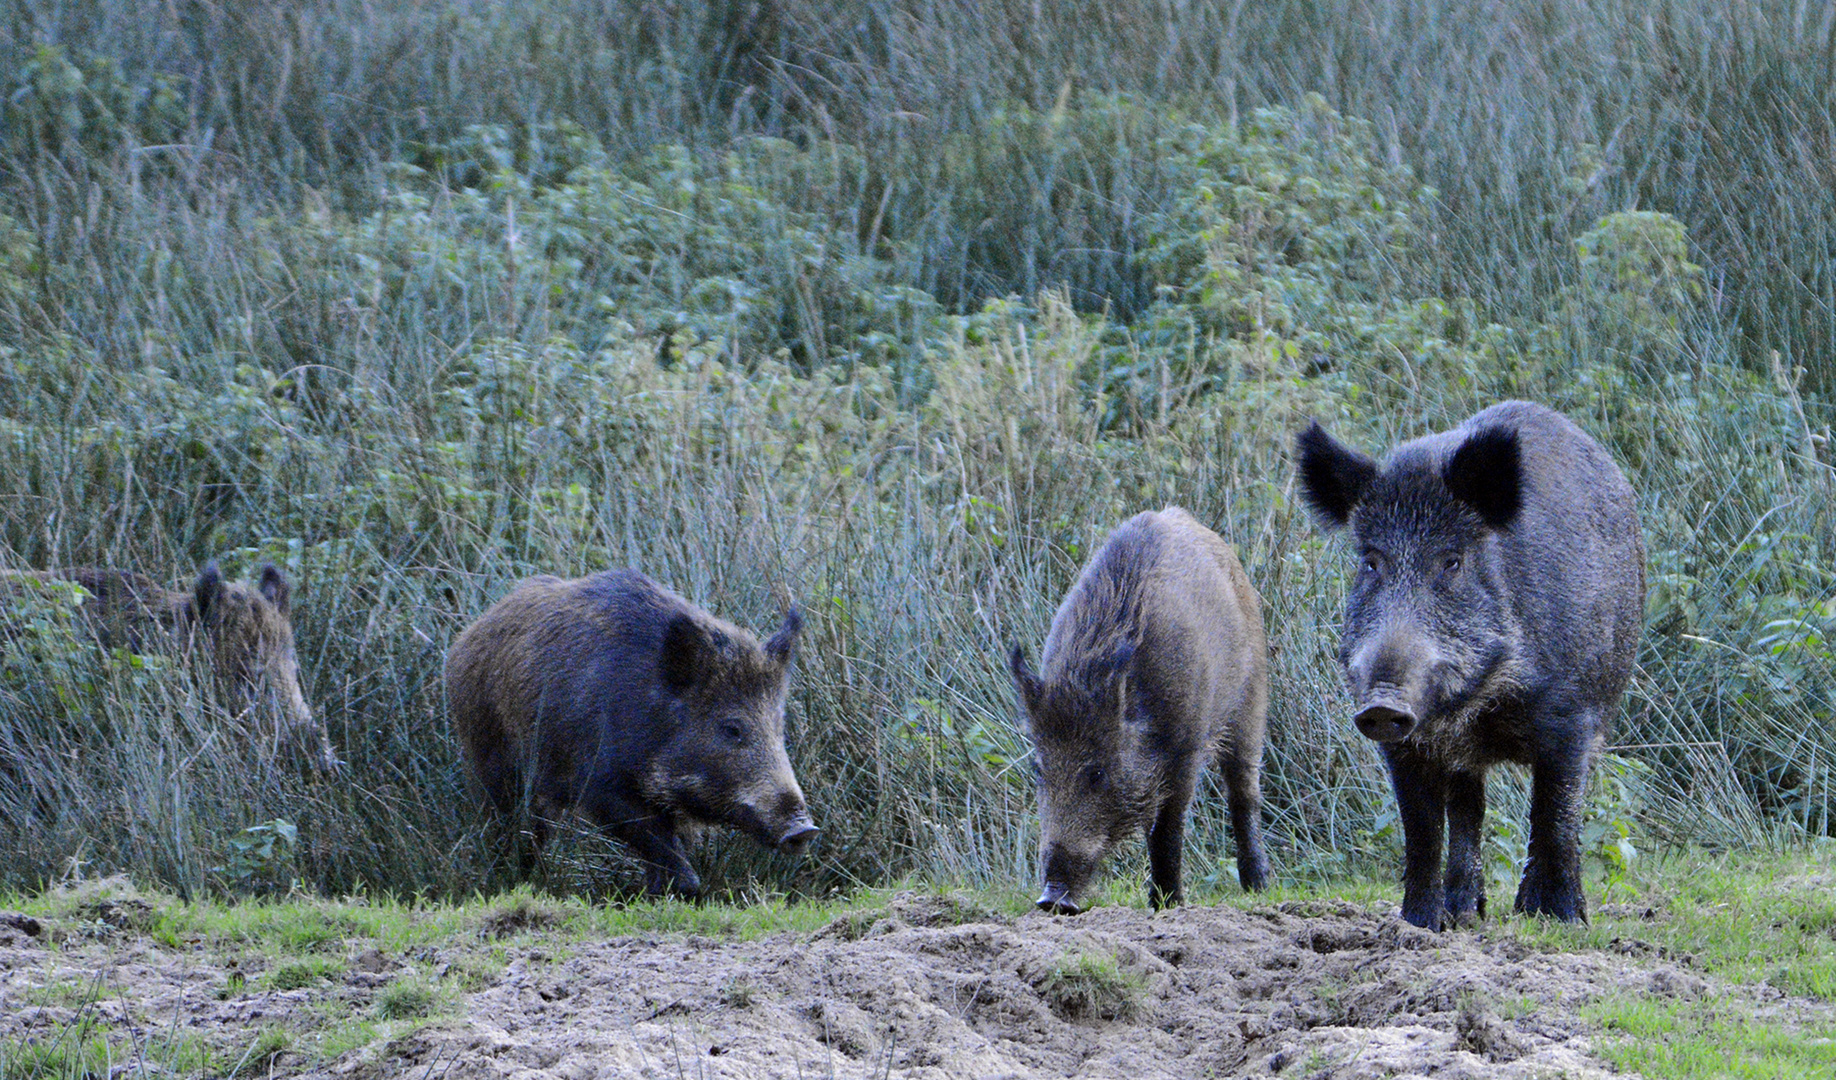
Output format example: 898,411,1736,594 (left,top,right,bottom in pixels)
634,829,702,899
1146,773,1195,910
1443,769,1487,926
1384,744,1448,929
591,798,703,898
1515,721,1594,922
